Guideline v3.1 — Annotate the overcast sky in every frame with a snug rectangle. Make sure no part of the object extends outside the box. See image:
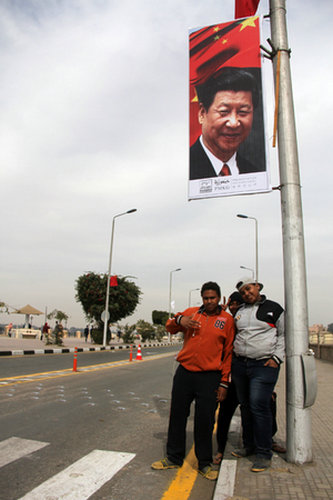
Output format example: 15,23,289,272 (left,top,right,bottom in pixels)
1,0,332,329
